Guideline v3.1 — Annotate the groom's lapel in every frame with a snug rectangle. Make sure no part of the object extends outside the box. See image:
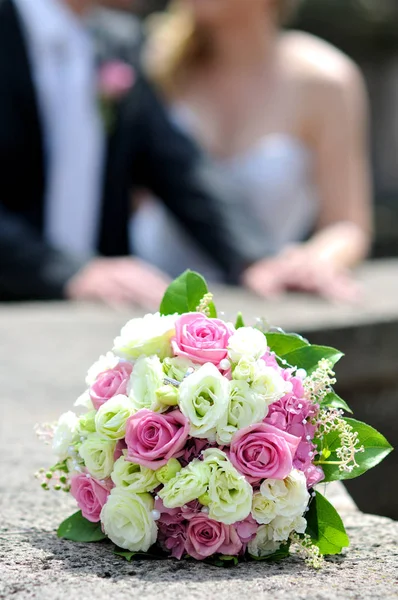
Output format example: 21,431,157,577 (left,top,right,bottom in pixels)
0,0,45,219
